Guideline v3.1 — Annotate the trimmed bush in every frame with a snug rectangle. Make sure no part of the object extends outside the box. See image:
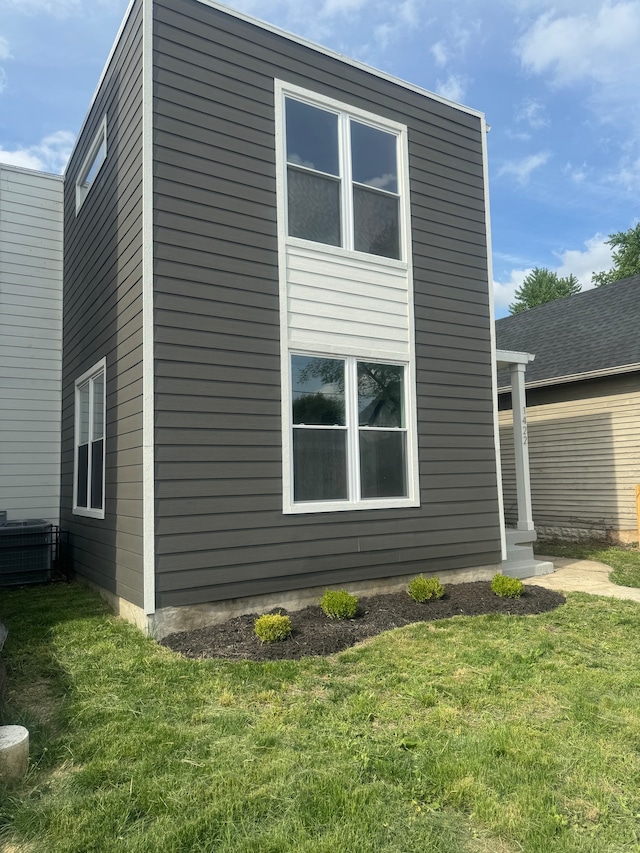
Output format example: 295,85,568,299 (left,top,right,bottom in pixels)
254,613,292,643
320,589,358,619
407,575,445,602
491,574,524,598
